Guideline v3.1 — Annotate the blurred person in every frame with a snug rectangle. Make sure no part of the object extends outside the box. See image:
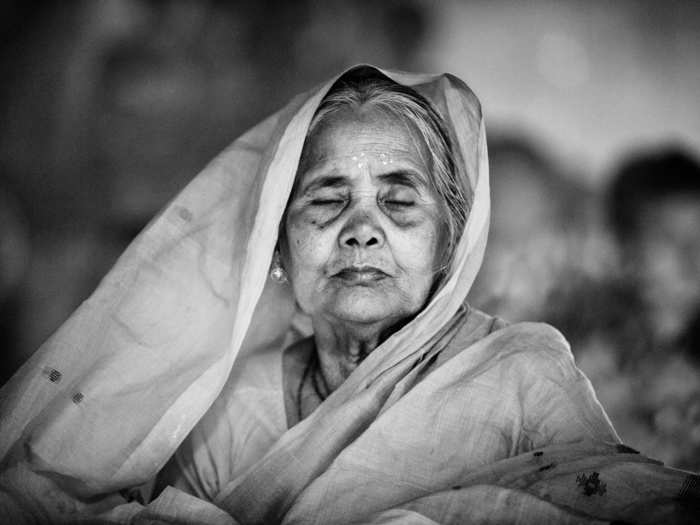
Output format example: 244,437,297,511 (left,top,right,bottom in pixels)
609,148,700,349
0,66,697,524
604,147,700,470
468,136,590,322
550,148,700,473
